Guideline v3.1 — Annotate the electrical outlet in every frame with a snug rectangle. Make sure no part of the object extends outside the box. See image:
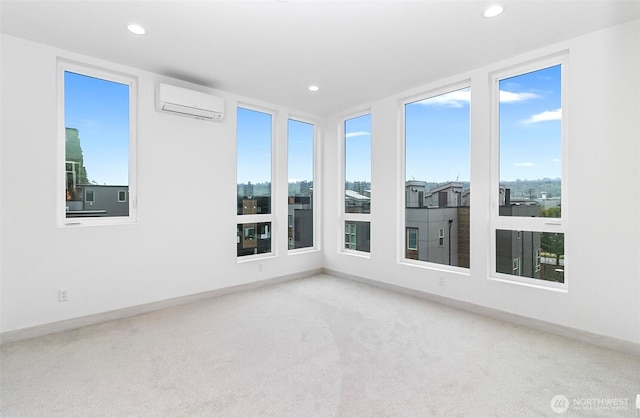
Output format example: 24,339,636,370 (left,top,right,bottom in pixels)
258,263,263,272
58,288,69,302
438,277,445,286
